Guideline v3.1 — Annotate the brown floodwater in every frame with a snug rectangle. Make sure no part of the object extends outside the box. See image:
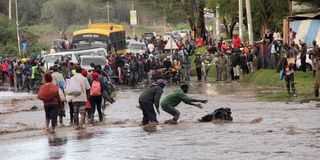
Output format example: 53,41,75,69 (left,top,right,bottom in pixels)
0,82,320,160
